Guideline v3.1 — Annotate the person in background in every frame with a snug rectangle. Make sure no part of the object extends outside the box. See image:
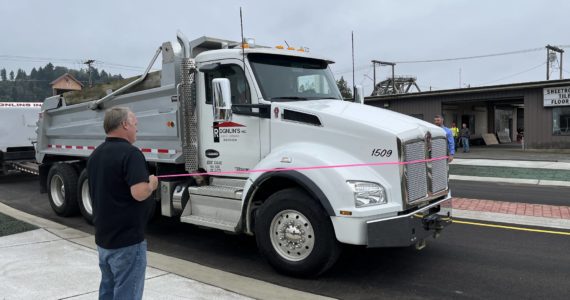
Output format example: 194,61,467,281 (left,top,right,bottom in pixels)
460,123,471,153
87,107,159,300
434,115,454,162
451,122,459,150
